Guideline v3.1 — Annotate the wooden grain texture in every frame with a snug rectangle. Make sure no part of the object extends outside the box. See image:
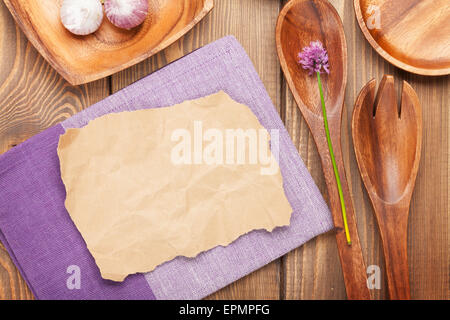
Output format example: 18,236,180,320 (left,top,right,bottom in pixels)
352,75,423,299
0,0,448,300
354,0,450,76
3,0,213,85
